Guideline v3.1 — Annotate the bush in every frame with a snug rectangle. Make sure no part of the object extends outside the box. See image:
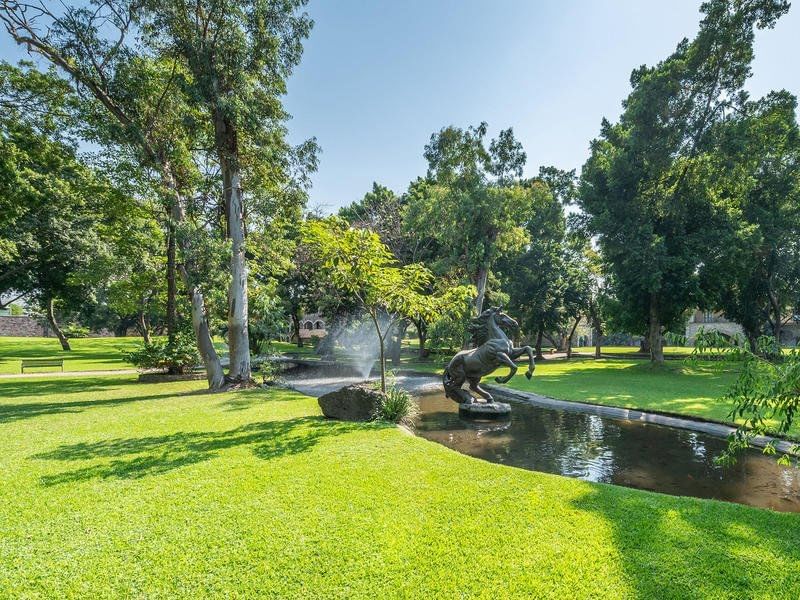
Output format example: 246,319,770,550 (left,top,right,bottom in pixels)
125,332,200,374
63,324,90,338
372,383,419,427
